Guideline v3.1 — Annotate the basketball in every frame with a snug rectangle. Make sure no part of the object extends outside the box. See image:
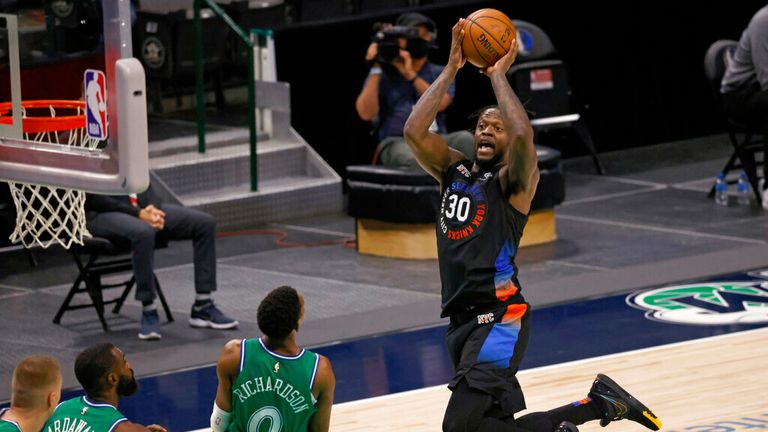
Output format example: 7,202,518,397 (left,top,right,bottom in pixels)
461,9,516,68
